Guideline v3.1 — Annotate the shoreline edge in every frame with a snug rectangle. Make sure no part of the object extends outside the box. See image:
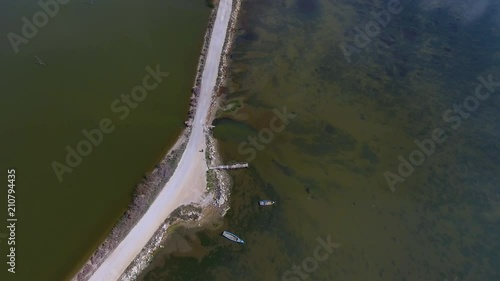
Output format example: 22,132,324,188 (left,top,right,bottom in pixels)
69,0,241,280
